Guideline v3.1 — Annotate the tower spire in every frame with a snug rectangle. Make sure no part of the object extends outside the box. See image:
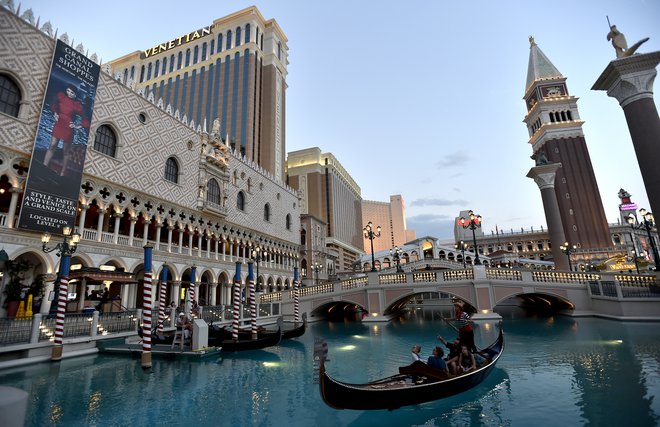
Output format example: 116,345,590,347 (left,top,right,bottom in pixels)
525,38,563,92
